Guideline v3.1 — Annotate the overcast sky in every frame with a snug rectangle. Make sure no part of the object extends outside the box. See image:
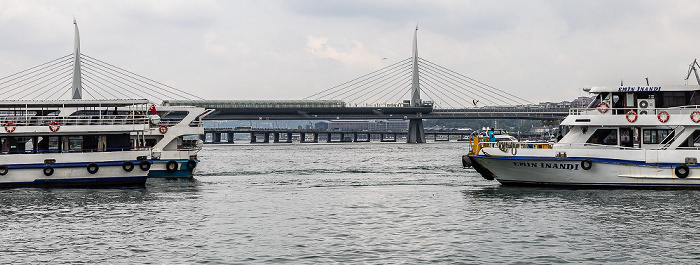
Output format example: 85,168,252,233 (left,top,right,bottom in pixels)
1,0,700,104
